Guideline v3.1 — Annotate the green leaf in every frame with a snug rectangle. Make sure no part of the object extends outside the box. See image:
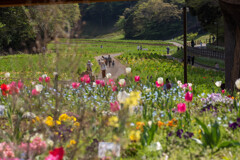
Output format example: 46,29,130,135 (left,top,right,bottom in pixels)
218,141,240,149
